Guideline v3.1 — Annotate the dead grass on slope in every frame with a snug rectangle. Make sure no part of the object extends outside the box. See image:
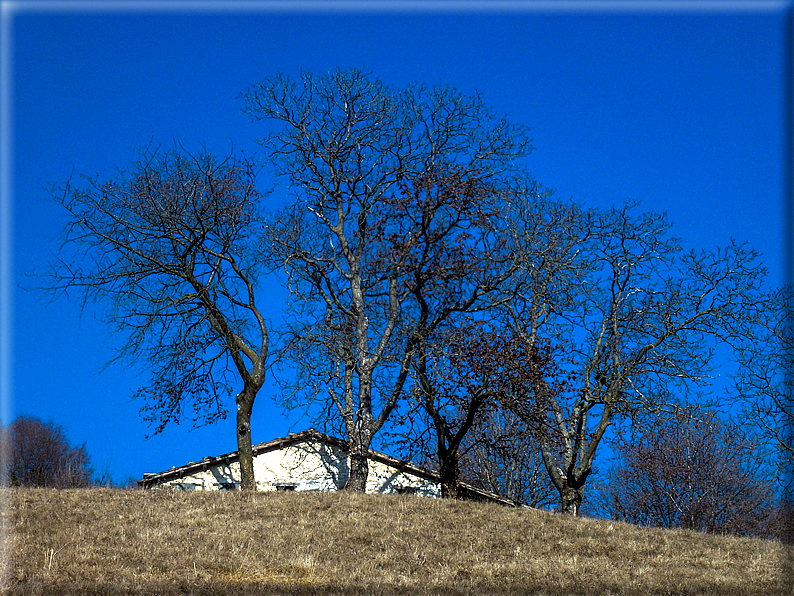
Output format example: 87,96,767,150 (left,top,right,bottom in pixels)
5,488,792,595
